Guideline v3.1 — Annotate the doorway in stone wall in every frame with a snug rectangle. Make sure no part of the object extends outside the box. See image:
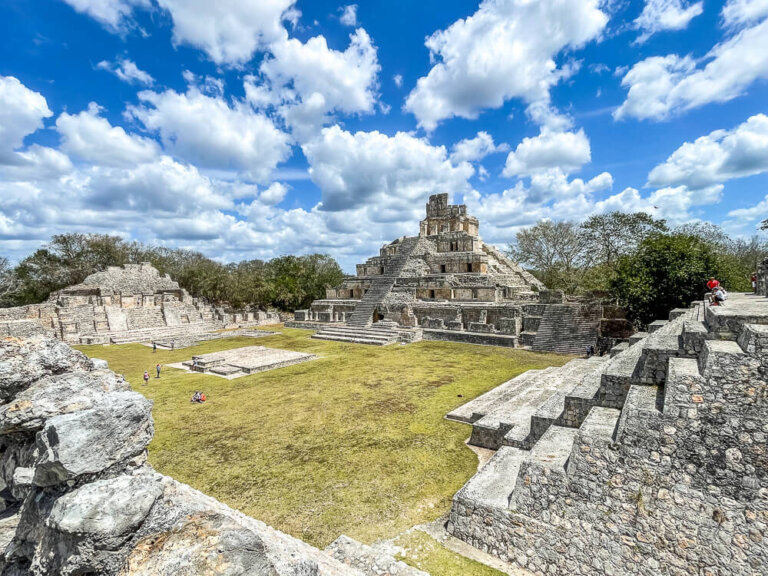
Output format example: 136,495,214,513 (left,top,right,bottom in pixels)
372,310,384,323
